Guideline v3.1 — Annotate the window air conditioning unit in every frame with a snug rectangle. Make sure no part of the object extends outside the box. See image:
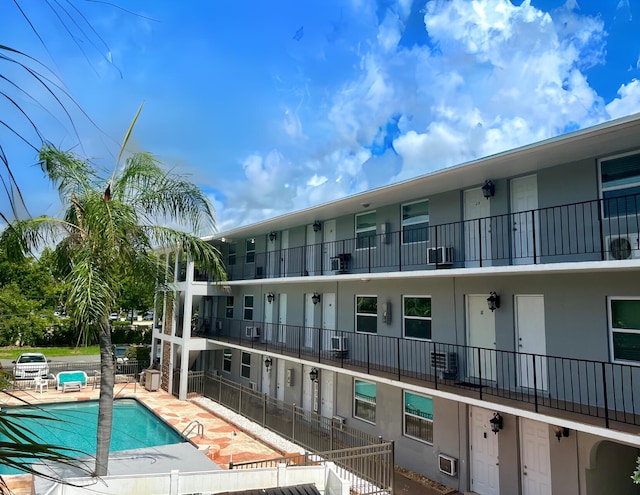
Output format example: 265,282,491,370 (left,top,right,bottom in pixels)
248,381,257,391
606,235,640,260
430,351,458,379
245,326,261,339
331,336,348,353
427,246,453,265
438,453,458,477
332,415,346,430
